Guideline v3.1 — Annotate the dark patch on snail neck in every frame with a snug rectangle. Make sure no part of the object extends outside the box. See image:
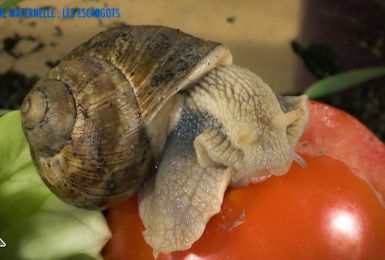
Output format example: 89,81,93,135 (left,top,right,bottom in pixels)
164,107,219,154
